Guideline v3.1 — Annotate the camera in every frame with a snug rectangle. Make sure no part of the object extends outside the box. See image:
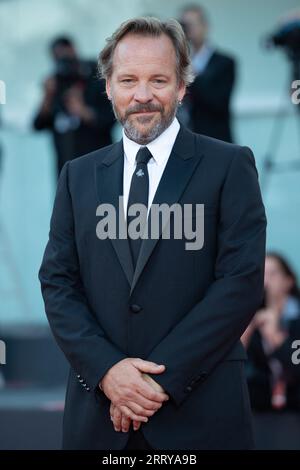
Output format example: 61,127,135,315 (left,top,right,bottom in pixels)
265,19,300,58
53,59,91,114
